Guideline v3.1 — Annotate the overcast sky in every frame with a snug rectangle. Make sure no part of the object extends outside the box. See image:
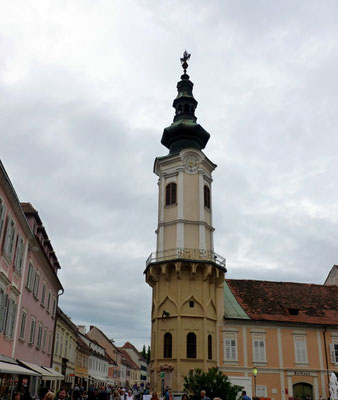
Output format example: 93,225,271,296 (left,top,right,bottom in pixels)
1,0,338,349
